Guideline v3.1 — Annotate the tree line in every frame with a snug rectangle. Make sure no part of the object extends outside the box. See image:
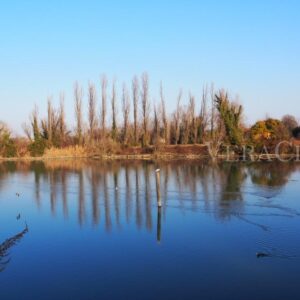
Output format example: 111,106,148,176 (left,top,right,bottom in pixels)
0,73,299,157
